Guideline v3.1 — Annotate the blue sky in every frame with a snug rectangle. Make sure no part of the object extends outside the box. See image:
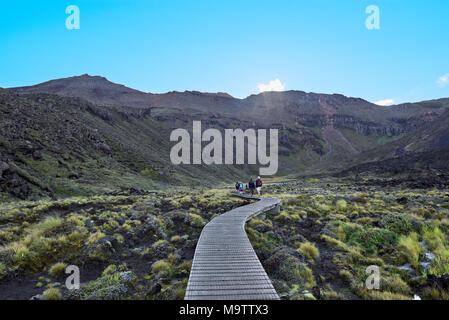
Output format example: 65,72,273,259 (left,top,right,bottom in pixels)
0,0,448,103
